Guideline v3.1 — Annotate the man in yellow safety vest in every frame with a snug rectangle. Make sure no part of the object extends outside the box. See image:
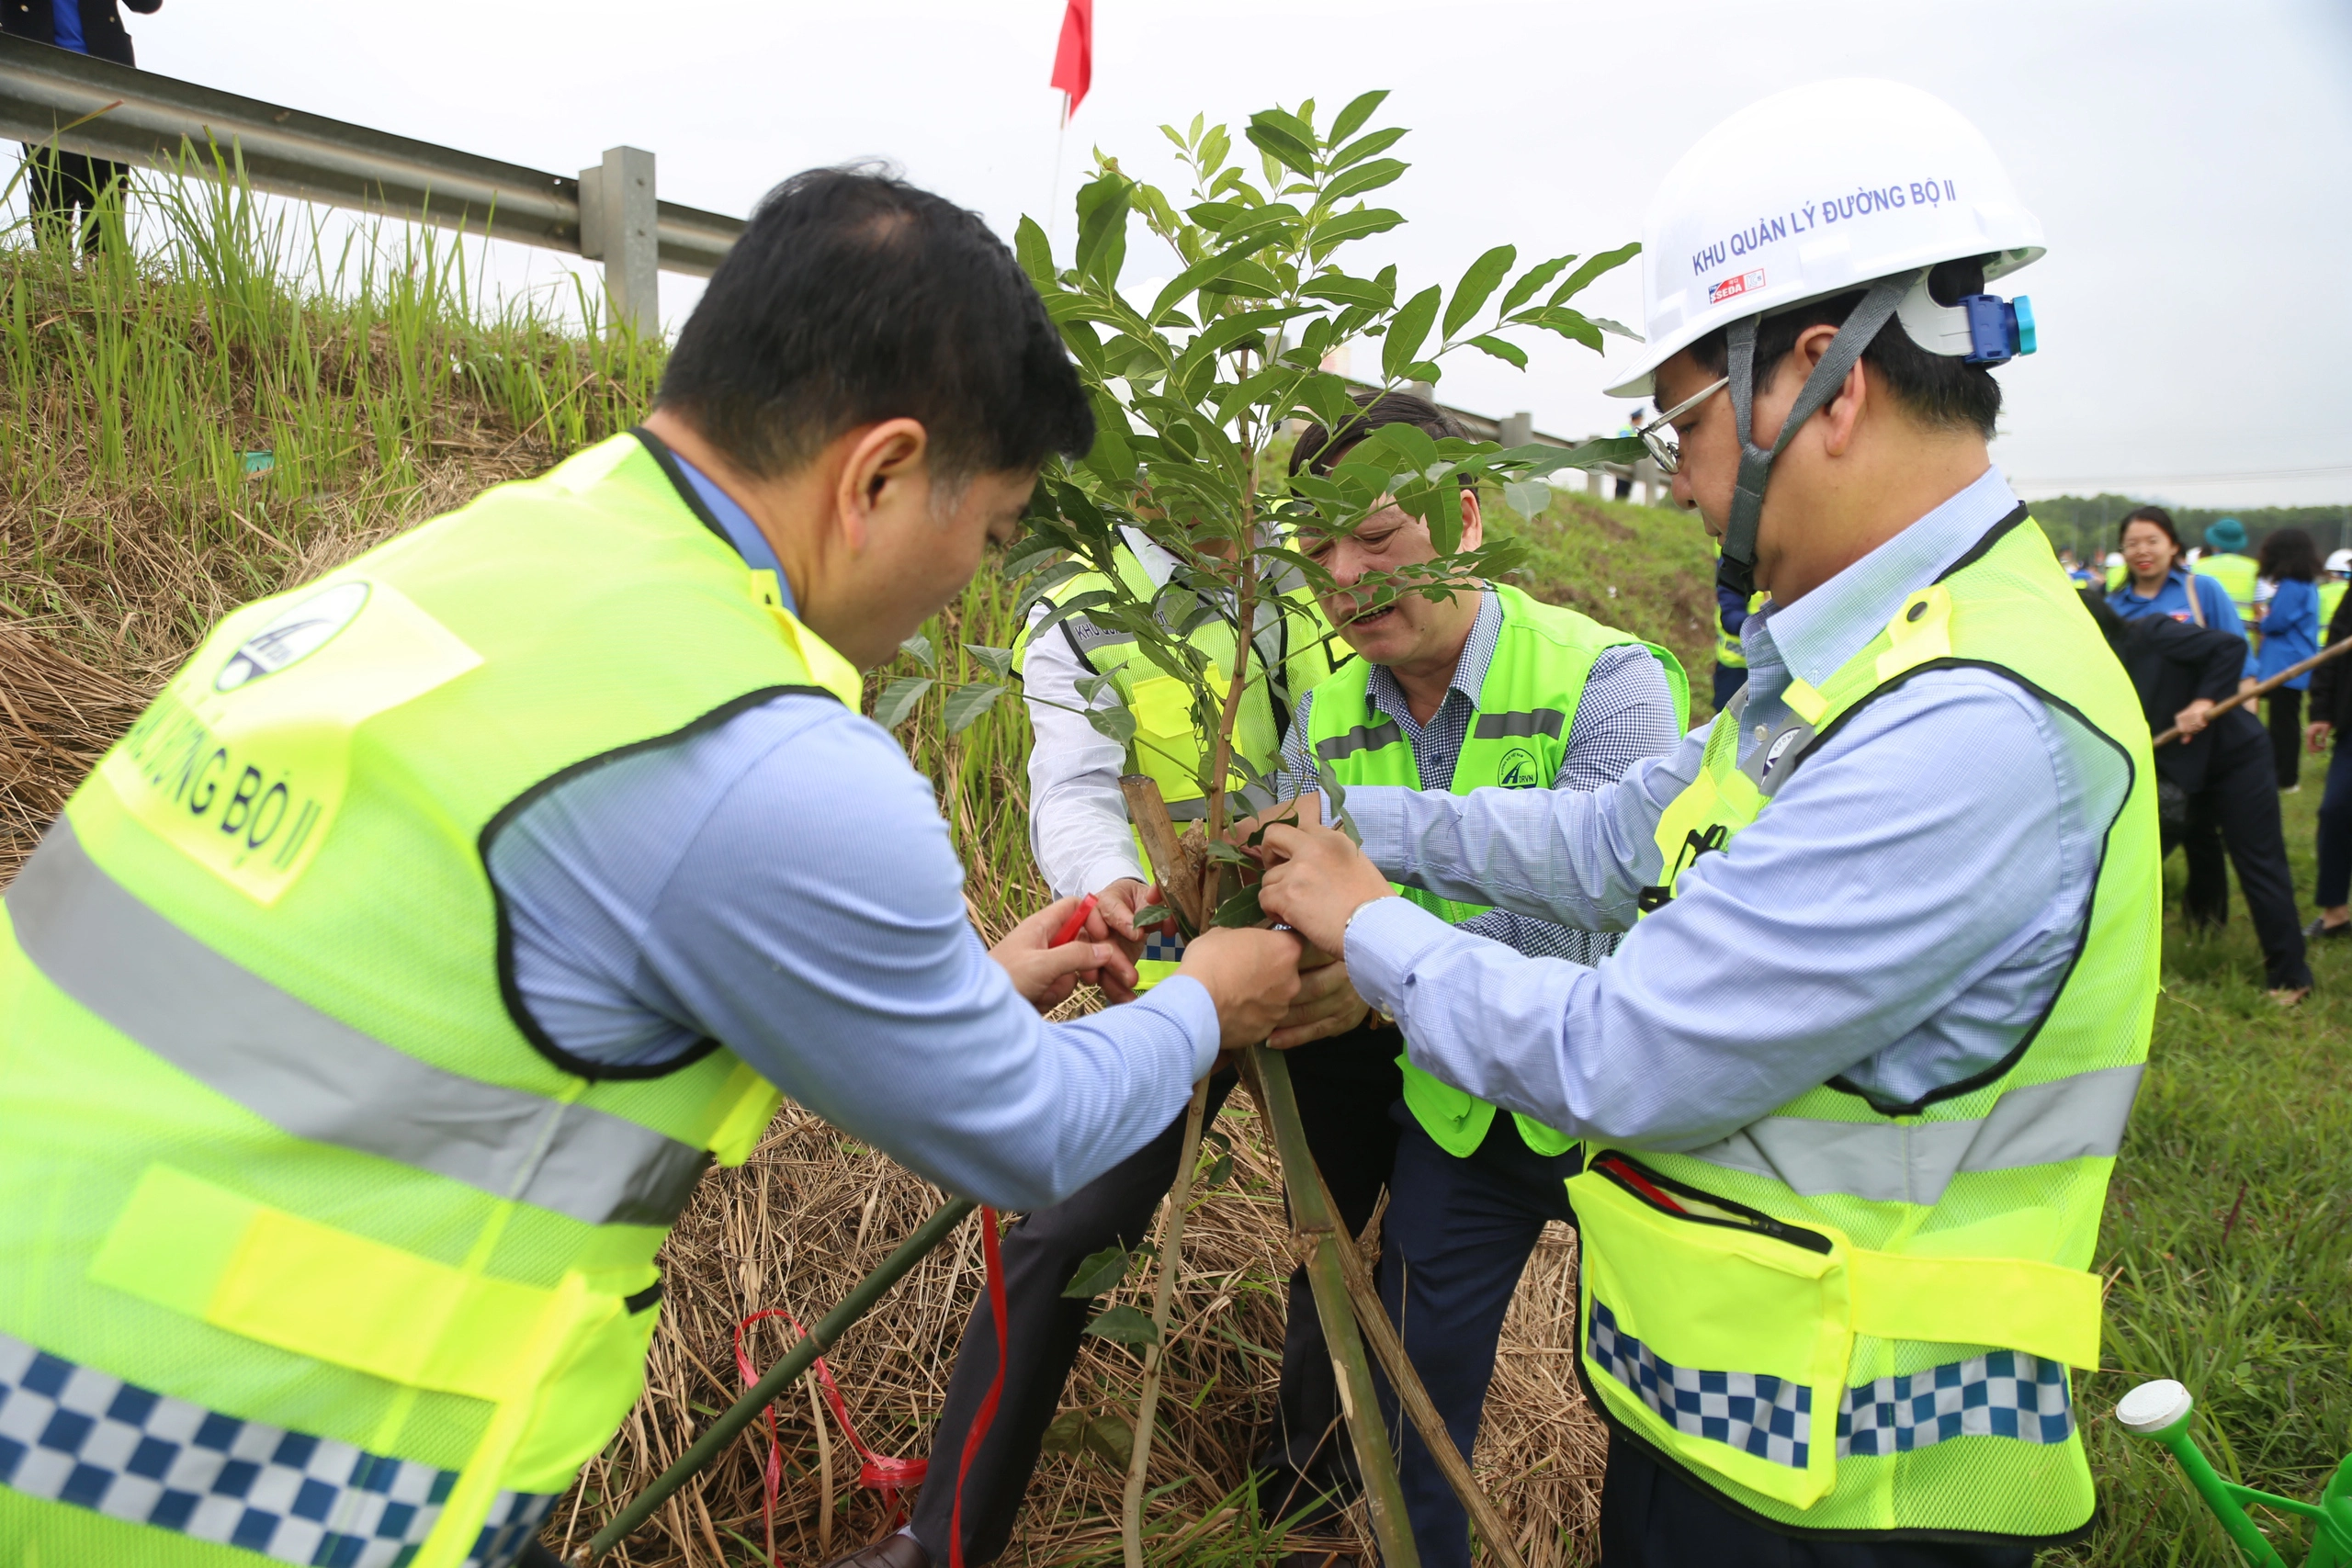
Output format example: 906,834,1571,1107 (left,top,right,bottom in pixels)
1258,81,2158,1565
